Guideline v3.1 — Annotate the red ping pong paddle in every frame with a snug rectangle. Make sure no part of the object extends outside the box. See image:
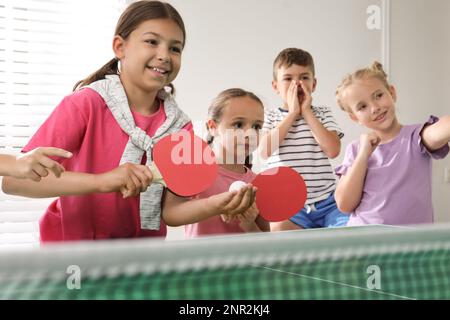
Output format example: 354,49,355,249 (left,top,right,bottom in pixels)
150,131,218,196
251,166,307,222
